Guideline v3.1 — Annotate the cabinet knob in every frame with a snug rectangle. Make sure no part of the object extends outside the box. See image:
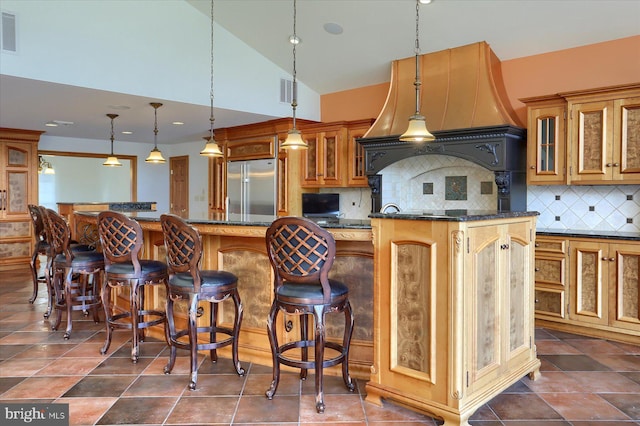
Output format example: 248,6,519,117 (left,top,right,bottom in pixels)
613,163,620,167
535,299,540,303
530,165,535,169
609,257,615,261
535,243,540,247
535,268,540,272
